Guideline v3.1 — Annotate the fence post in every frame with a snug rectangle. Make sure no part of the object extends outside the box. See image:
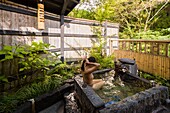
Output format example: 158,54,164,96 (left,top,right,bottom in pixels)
104,21,107,55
